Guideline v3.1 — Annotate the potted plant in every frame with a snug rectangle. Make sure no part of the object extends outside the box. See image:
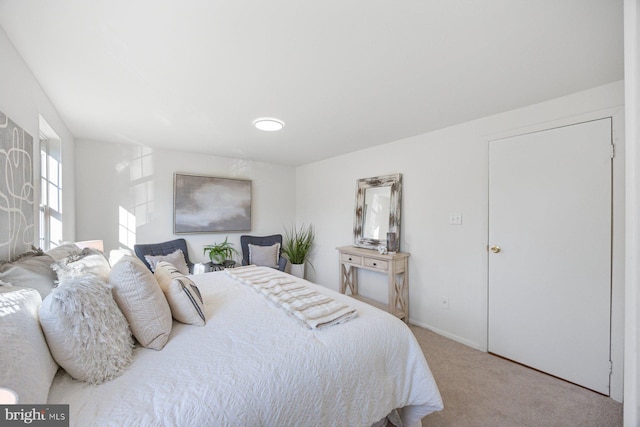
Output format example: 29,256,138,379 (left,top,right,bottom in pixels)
203,237,238,270
282,224,315,279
